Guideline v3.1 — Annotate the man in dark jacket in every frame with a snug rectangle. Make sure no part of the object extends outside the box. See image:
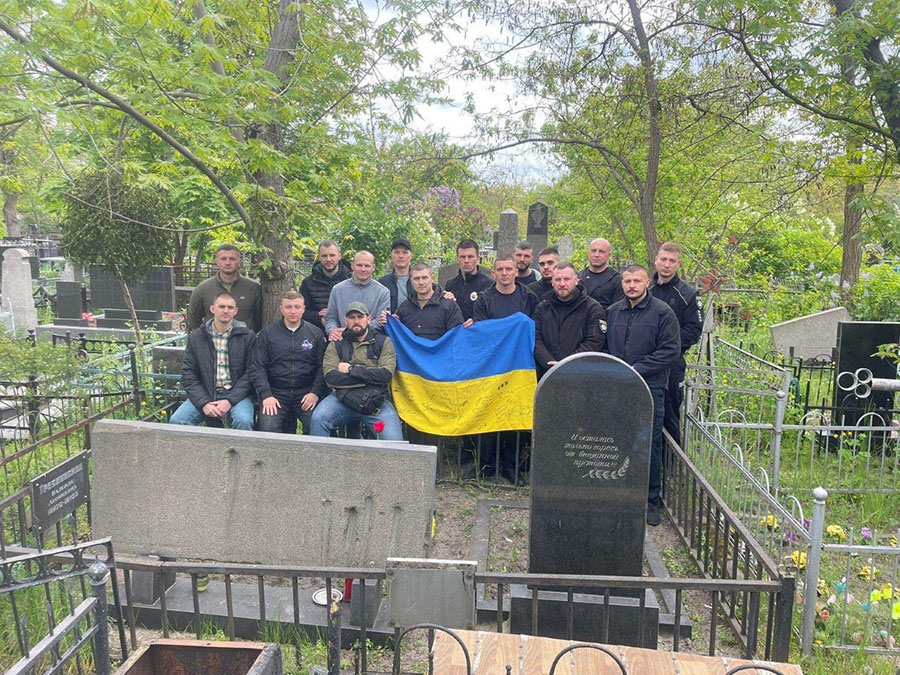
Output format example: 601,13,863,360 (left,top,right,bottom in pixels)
650,242,703,448
514,241,540,285
580,238,625,309
171,291,256,430
310,302,403,440
606,264,681,526
299,239,351,330
251,291,326,434
395,263,463,339
378,237,414,313
533,262,606,379
444,239,493,320
474,255,539,322
527,247,558,300
471,255,539,484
